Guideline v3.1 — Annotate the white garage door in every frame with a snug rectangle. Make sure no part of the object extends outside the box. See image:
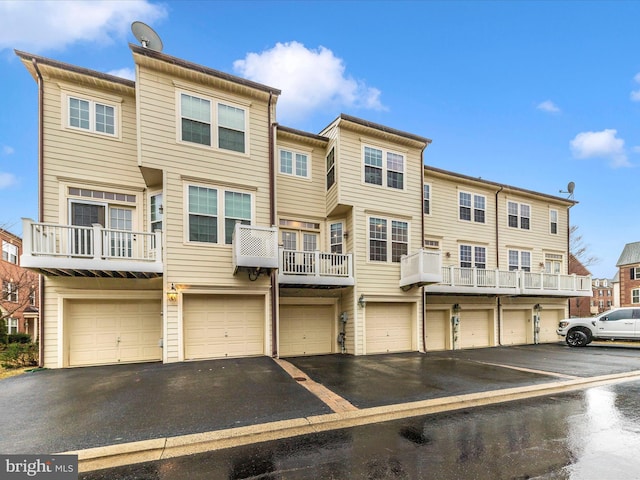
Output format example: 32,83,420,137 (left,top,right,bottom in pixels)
183,295,264,360
67,299,161,367
426,310,449,351
366,303,413,354
539,309,563,343
280,304,334,356
502,309,529,345
459,309,492,349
